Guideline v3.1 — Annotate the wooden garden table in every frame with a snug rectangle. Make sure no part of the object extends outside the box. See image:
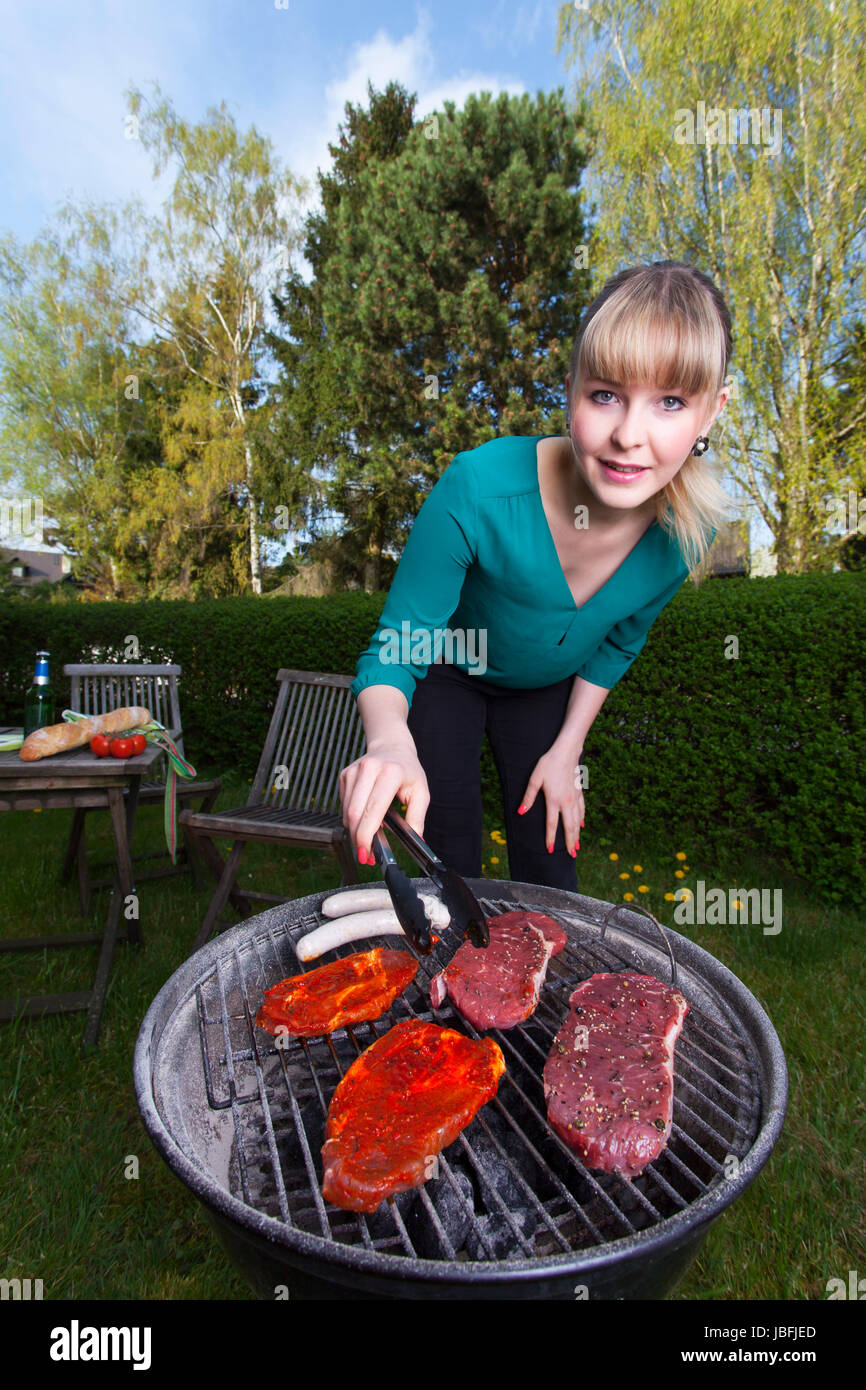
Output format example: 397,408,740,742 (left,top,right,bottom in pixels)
0,740,165,1051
